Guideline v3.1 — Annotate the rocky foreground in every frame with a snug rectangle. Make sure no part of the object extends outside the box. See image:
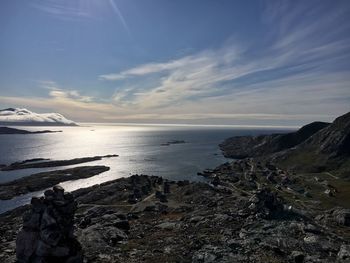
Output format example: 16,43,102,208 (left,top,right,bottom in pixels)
1,159,350,262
